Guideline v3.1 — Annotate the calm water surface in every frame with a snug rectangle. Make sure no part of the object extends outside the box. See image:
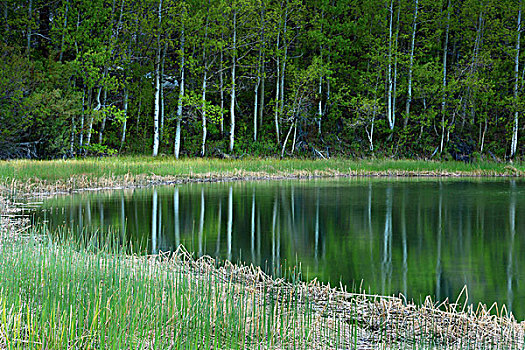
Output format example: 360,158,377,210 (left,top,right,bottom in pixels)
34,178,525,319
